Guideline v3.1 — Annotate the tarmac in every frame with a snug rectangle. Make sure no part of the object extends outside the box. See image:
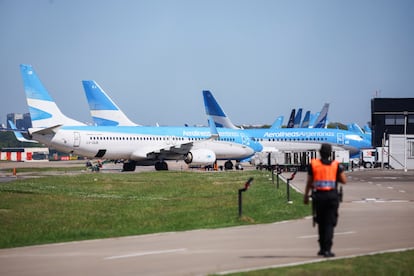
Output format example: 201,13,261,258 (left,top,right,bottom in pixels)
0,161,413,275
